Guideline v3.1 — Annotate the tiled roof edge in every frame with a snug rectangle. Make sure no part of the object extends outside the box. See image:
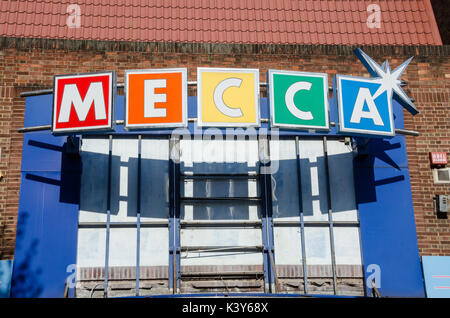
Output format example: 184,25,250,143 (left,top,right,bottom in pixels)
1,37,449,57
